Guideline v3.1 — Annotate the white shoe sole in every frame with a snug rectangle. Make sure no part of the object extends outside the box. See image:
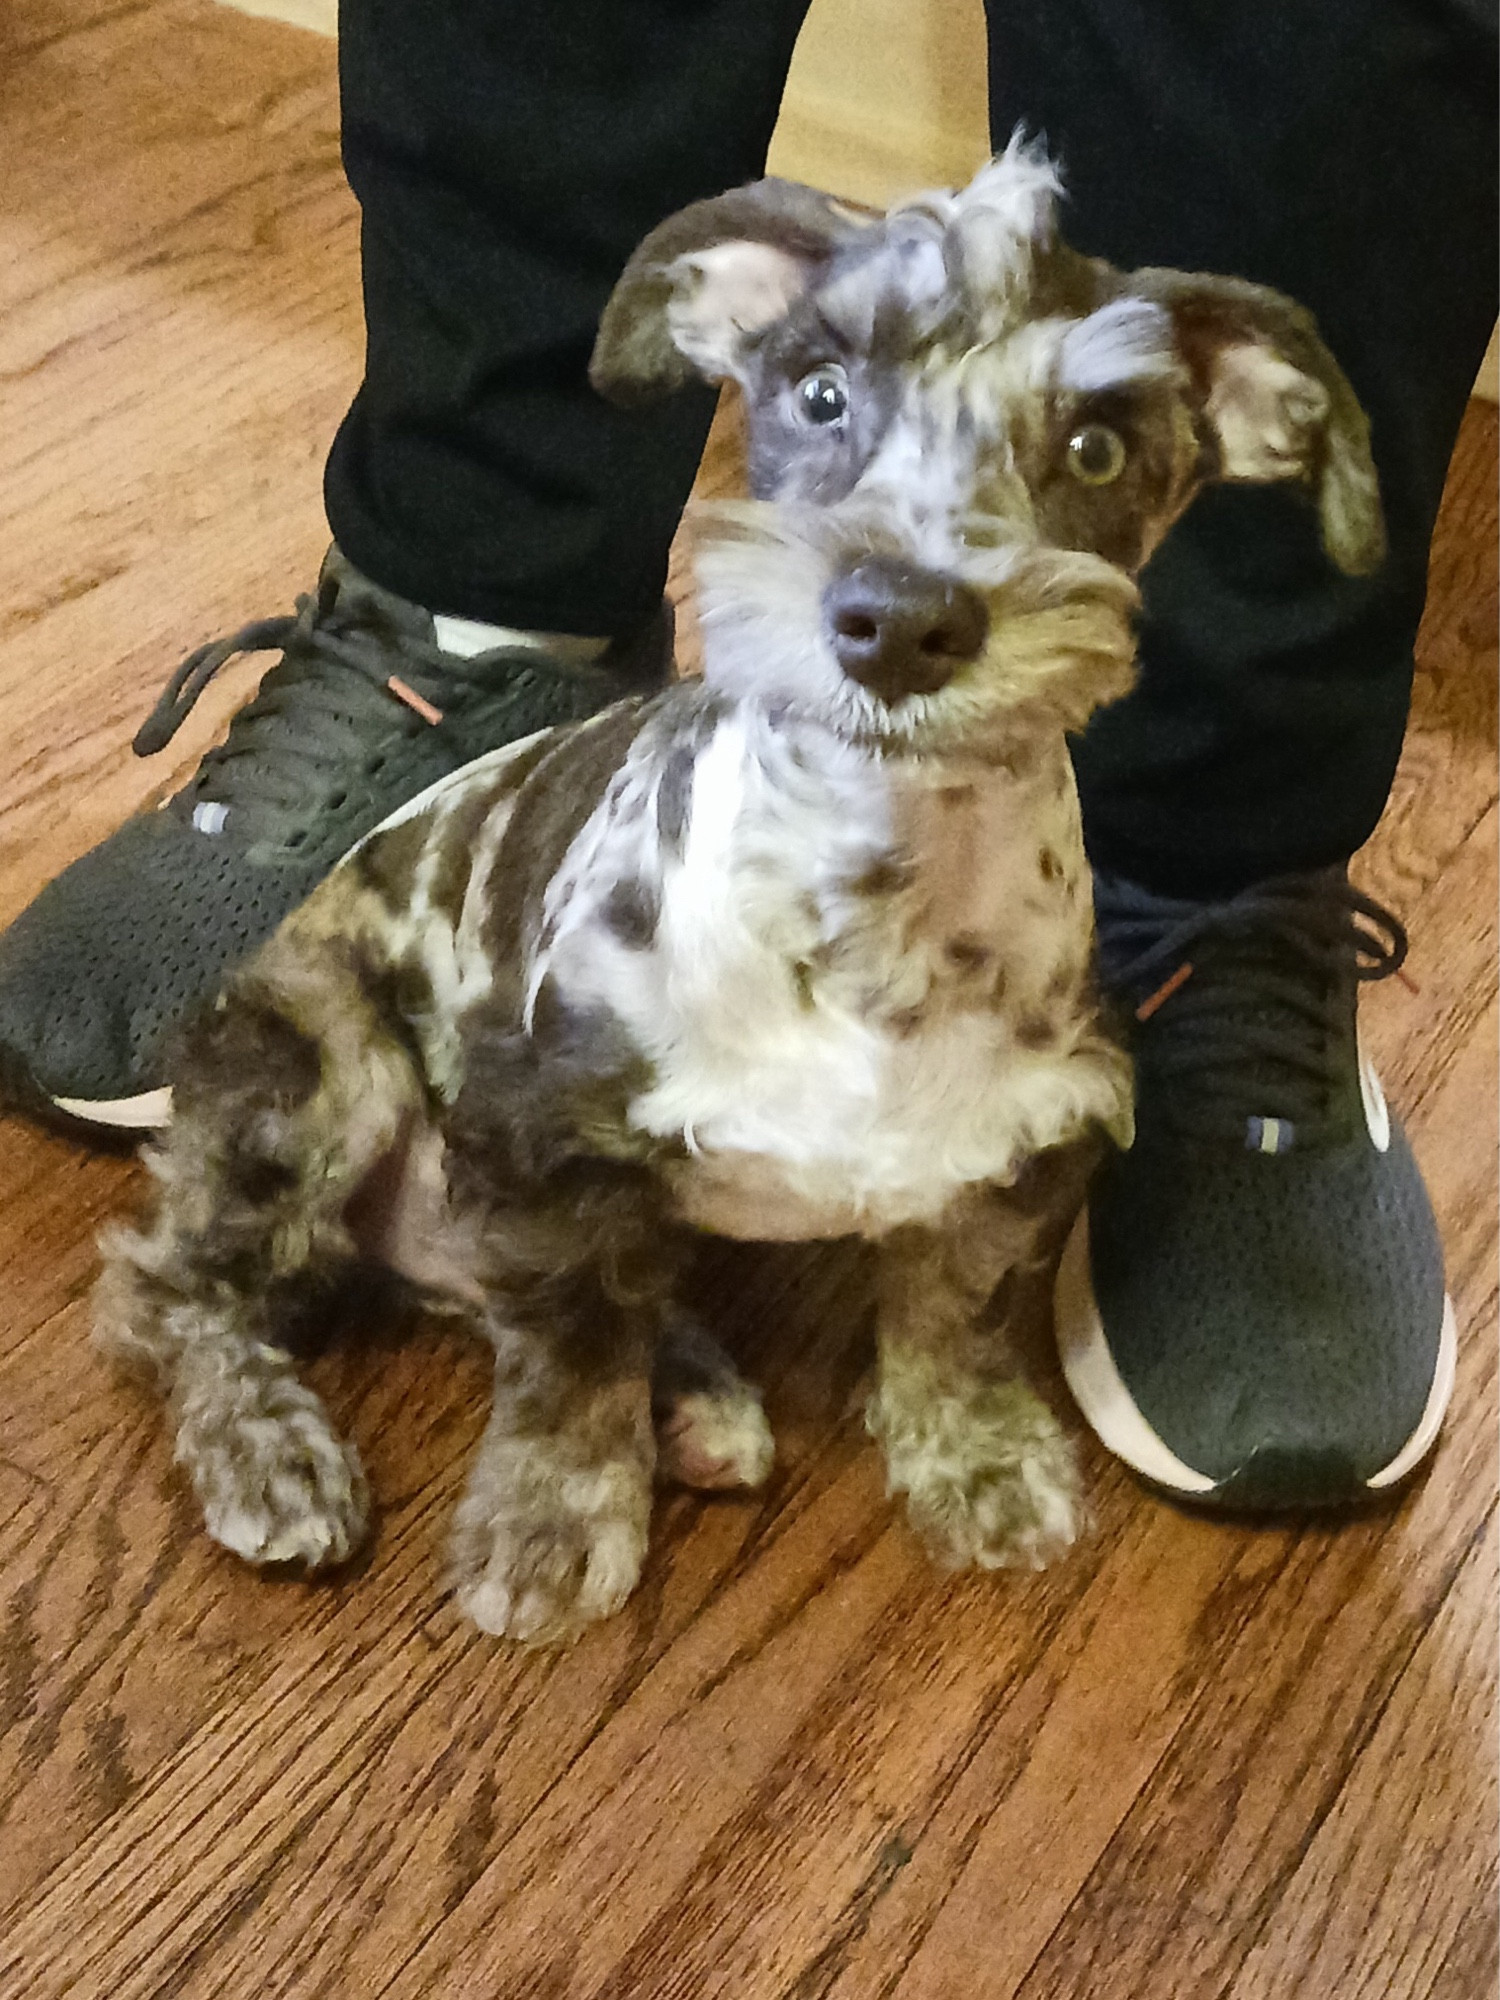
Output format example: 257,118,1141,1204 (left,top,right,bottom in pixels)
50,1085,175,1131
